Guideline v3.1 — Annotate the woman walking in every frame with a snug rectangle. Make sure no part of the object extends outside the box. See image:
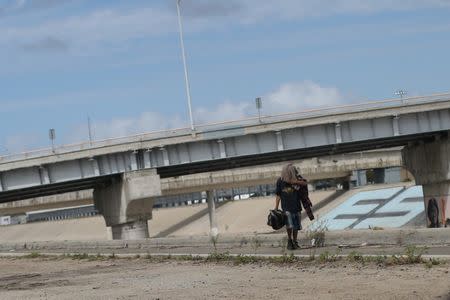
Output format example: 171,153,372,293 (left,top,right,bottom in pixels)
274,163,307,250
